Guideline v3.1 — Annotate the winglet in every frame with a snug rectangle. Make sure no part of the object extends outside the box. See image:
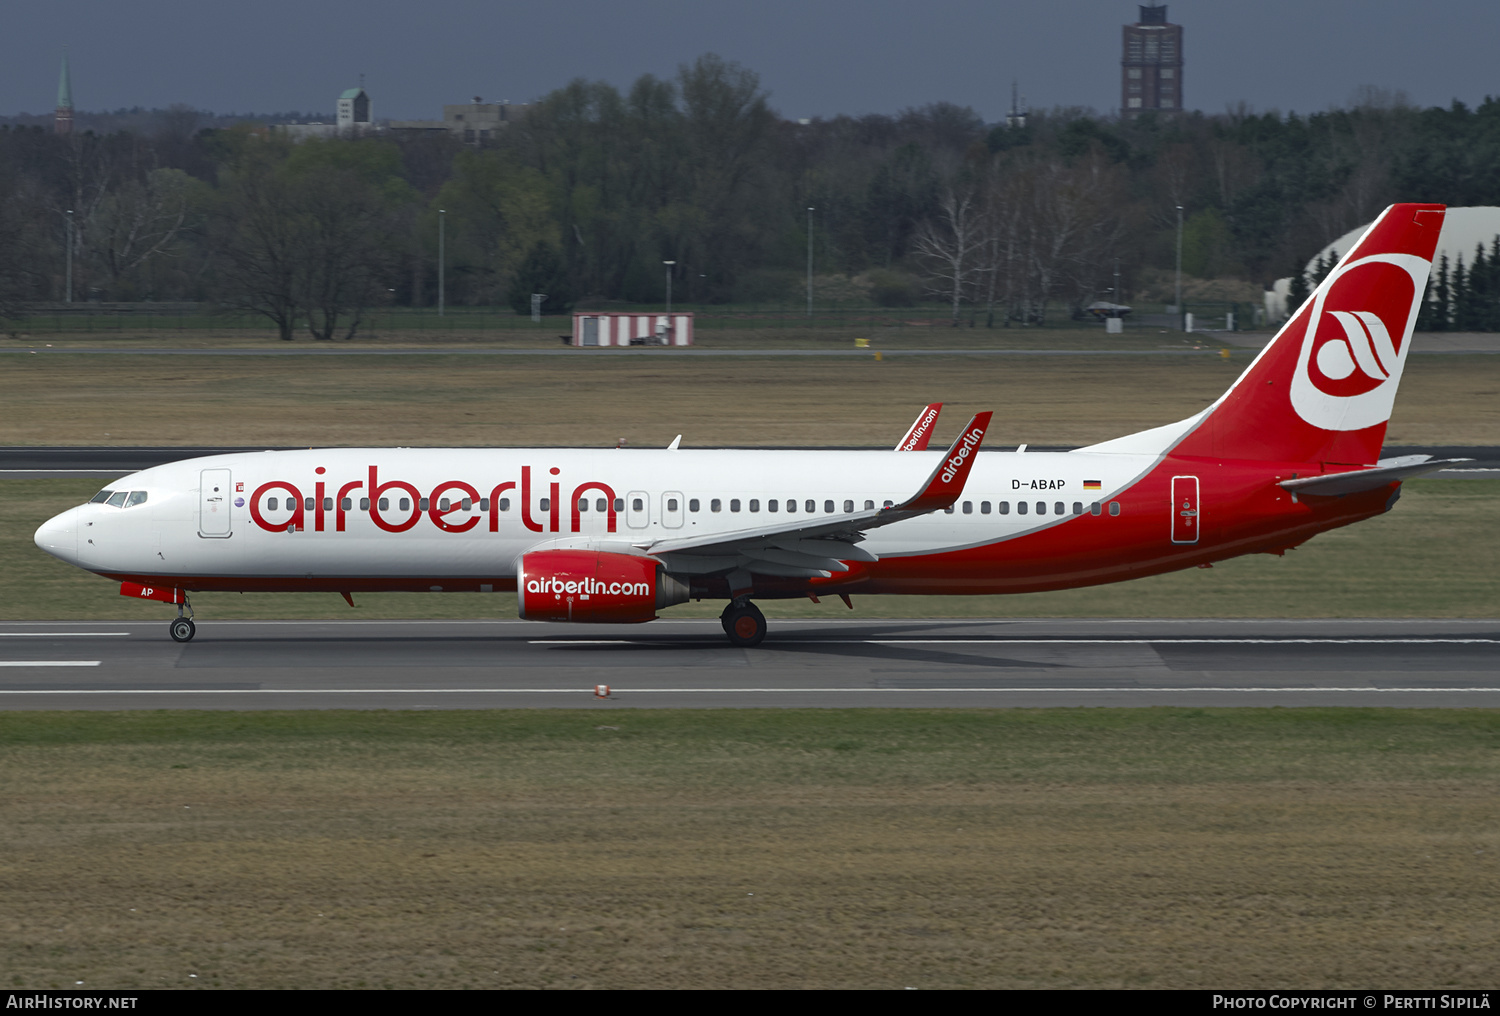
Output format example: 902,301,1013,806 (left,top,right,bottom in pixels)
890,411,992,514
895,403,943,451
